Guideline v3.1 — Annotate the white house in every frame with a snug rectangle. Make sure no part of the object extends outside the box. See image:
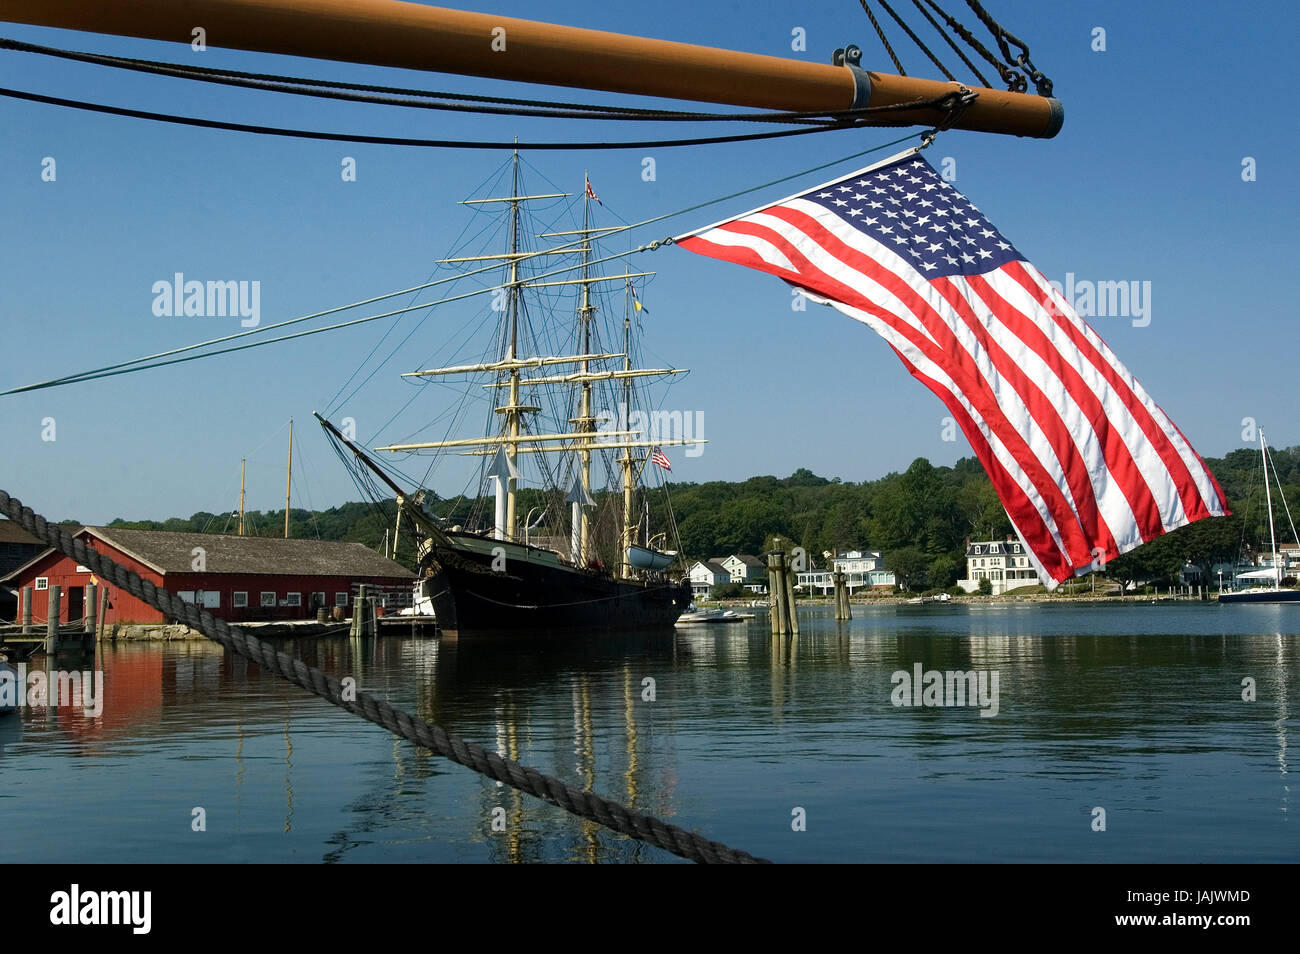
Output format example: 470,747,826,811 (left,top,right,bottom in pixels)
796,549,895,594
688,560,730,599
831,550,883,574
721,554,766,591
957,538,1039,595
